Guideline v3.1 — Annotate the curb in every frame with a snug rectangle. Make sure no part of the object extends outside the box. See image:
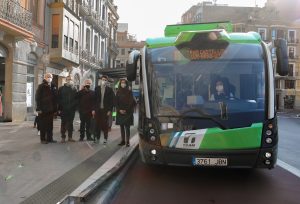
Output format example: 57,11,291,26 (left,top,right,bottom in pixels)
58,134,139,204
91,149,138,204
